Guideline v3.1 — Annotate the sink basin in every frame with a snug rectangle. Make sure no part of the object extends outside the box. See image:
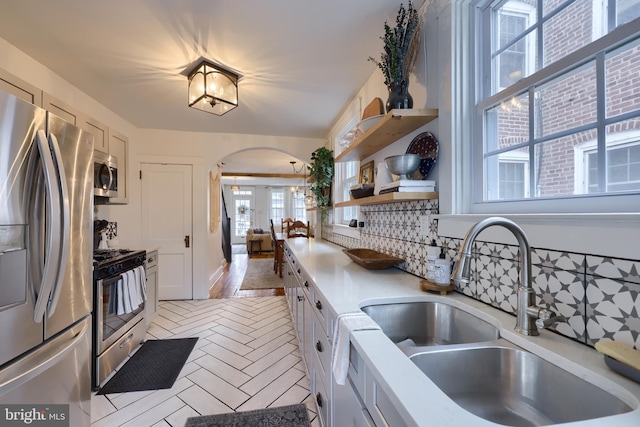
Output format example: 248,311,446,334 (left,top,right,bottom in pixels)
411,346,633,426
361,302,499,346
